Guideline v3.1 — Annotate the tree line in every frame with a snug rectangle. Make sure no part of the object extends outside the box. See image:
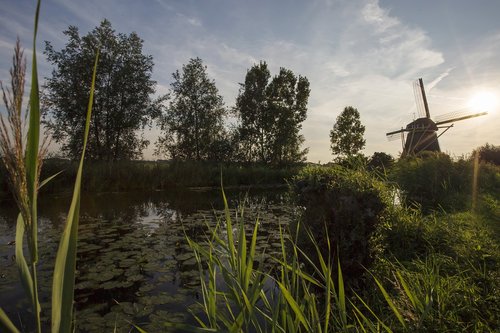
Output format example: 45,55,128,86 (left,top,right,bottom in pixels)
42,20,367,165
